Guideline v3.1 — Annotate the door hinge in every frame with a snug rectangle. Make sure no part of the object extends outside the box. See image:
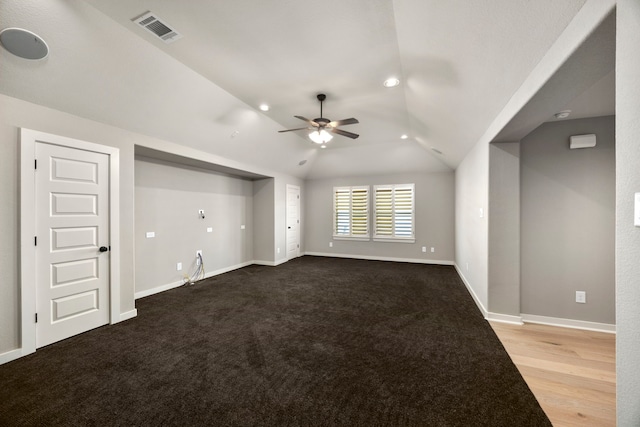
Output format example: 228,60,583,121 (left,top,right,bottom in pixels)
35,313,38,323
34,236,37,246
34,159,37,170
